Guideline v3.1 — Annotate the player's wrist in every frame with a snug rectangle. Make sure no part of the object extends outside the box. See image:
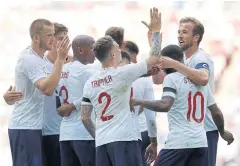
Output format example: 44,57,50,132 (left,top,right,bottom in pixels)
150,137,158,146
